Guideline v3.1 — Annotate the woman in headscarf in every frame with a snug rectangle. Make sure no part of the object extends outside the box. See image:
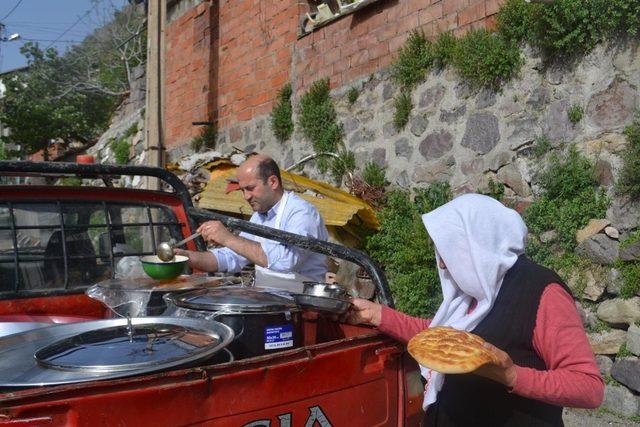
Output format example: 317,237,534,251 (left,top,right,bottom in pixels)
345,194,603,426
